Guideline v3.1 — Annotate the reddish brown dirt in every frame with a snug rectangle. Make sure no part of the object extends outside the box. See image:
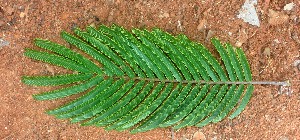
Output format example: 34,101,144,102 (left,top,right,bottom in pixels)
0,0,299,139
